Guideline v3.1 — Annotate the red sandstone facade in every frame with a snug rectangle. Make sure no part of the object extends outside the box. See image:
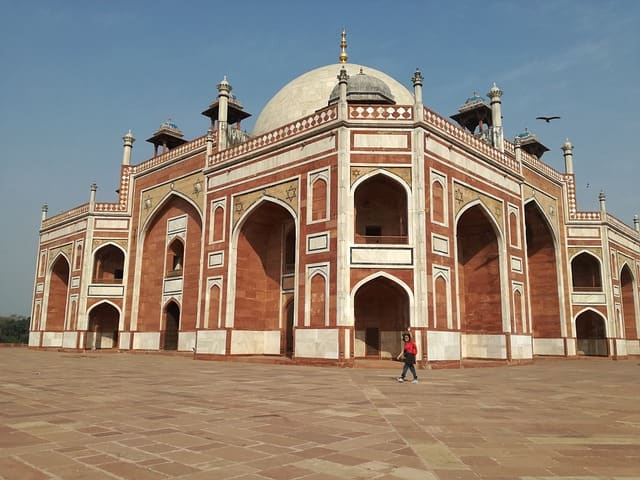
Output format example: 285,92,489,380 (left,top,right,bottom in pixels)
31,51,640,366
